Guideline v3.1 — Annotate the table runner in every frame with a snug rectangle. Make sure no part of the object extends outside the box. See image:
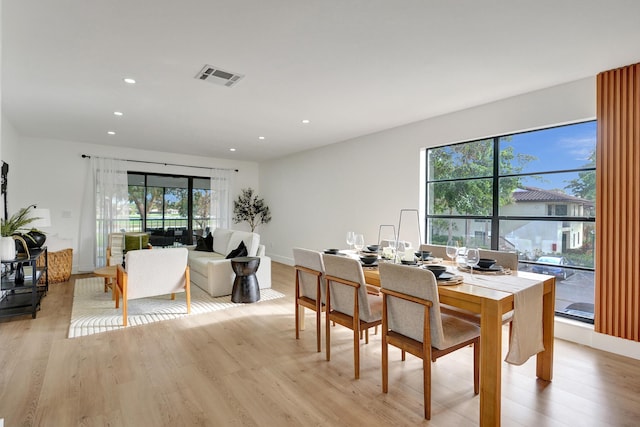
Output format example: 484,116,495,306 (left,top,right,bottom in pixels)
456,271,545,365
